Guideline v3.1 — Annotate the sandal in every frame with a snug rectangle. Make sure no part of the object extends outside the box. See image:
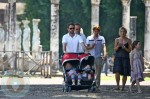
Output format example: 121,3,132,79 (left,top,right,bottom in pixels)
137,90,142,94
112,87,120,91
129,86,132,93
